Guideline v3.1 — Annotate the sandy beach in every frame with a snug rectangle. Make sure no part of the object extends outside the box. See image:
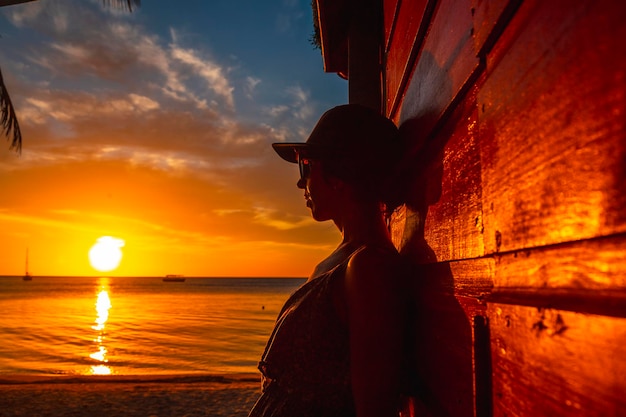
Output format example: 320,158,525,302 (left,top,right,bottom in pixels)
0,374,261,417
